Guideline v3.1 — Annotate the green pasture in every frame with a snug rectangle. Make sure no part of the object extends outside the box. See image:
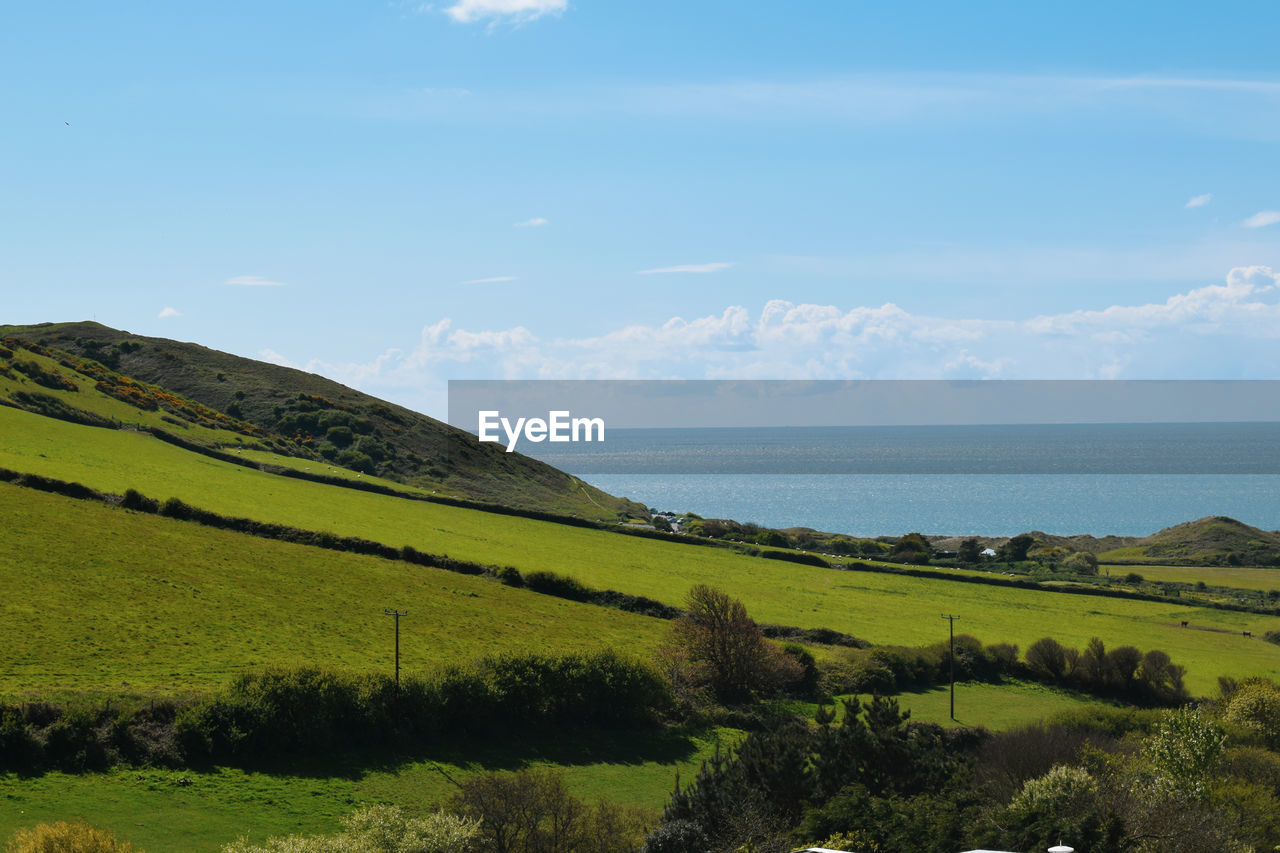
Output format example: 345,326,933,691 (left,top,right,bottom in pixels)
785,679,1112,732
0,725,735,852
3,406,1280,696
0,483,668,698
889,680,1115,731
1106,563,1280,595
